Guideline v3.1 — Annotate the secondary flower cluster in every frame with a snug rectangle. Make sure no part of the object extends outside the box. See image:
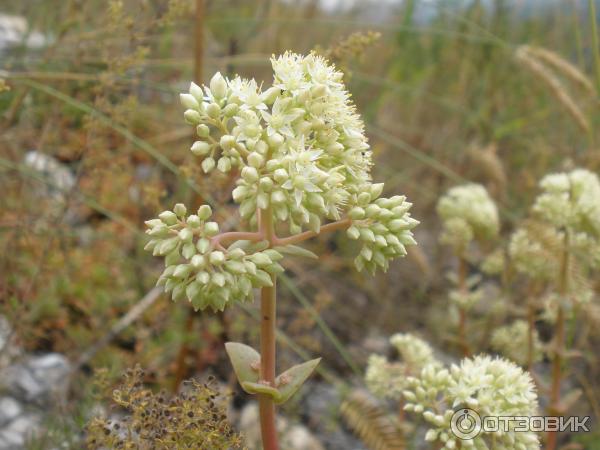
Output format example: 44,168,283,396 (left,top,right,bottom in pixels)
403,355,540,450
365,333,438,400
533,169,600,236
491,320,543,367
345,188,419,273
144,204,283,311
437,184,499,251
